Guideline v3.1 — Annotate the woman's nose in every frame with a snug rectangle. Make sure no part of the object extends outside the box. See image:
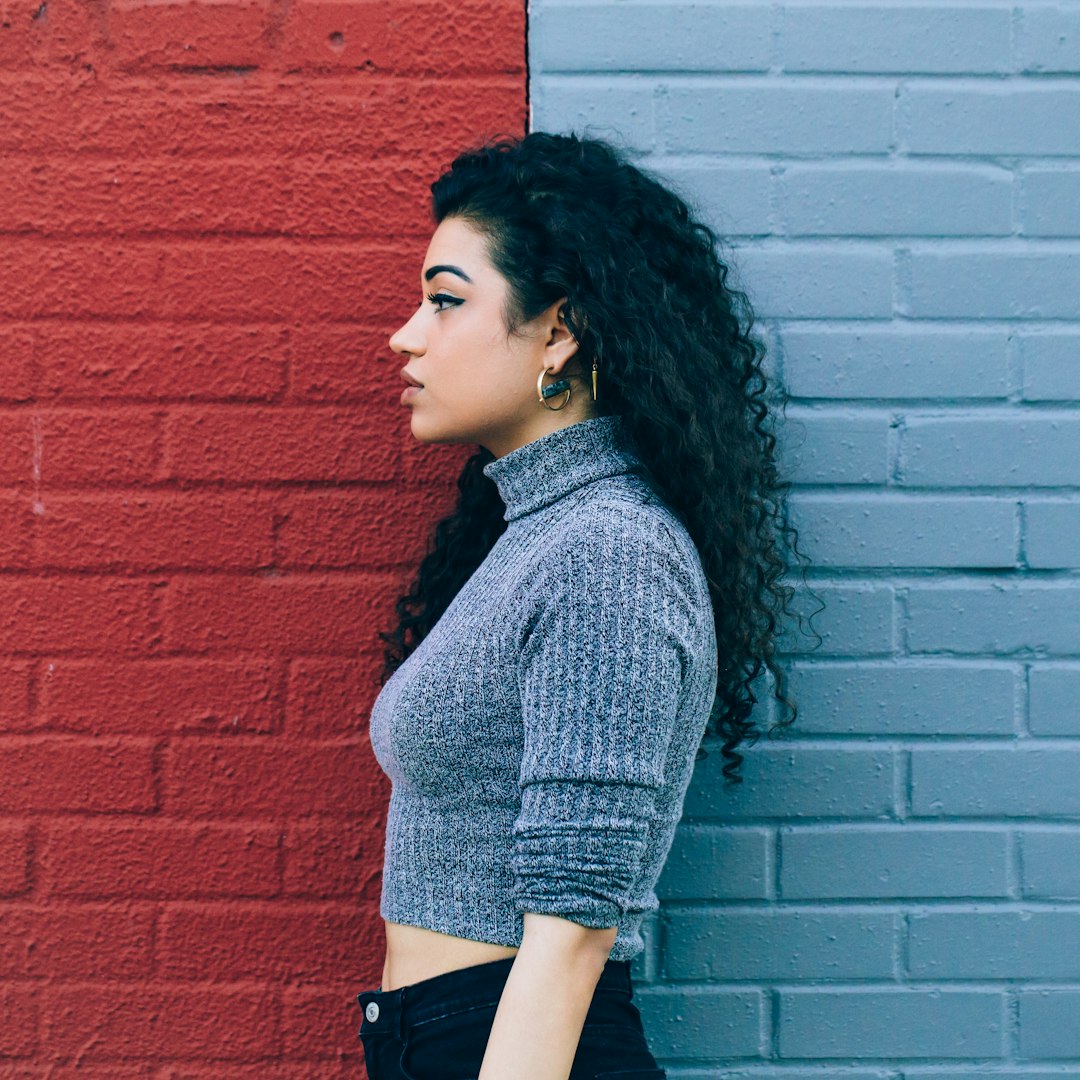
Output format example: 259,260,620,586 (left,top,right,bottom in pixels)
389,310,425,356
